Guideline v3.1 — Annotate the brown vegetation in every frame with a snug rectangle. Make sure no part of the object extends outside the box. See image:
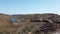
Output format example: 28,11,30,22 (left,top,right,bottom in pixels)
0,13,60,34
